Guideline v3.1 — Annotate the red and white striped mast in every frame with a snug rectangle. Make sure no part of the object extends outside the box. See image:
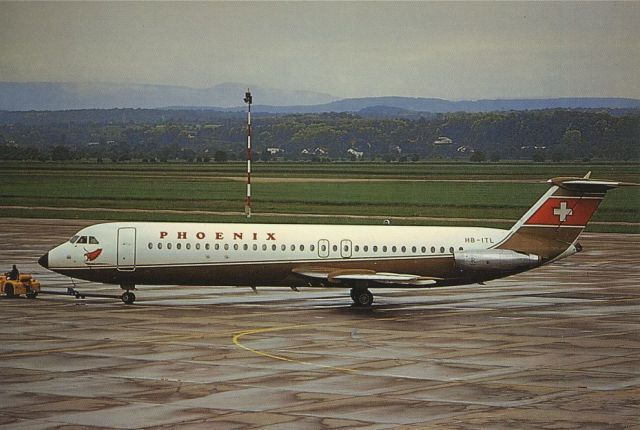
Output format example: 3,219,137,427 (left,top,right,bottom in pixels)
244,89,253,219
